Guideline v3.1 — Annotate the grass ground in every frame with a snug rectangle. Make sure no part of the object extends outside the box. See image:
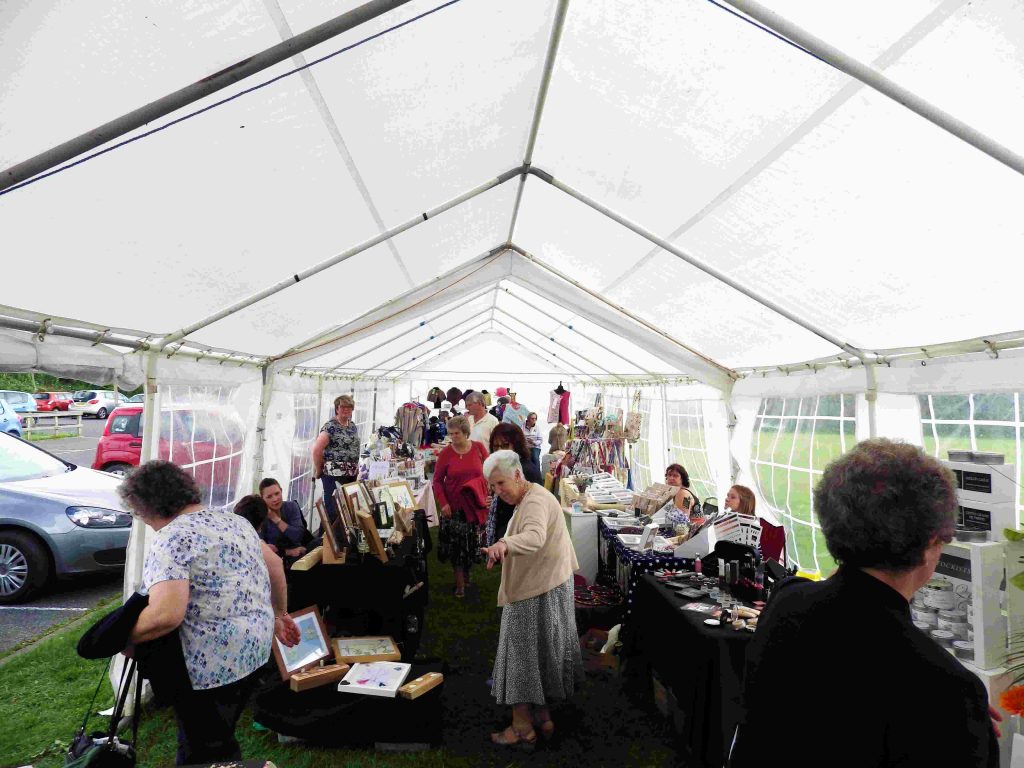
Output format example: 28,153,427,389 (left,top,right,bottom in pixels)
0,535,681,768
